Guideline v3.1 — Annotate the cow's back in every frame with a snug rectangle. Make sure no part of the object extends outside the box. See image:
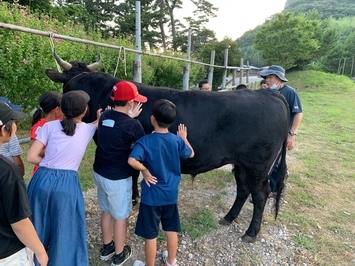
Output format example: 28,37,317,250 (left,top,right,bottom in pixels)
136,88,289,176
